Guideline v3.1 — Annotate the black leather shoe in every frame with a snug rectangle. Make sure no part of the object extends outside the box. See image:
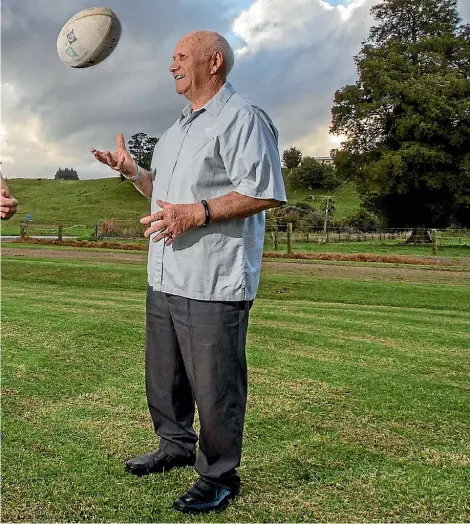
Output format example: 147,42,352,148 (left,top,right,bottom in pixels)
125,449,195,476
173,478,239,514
